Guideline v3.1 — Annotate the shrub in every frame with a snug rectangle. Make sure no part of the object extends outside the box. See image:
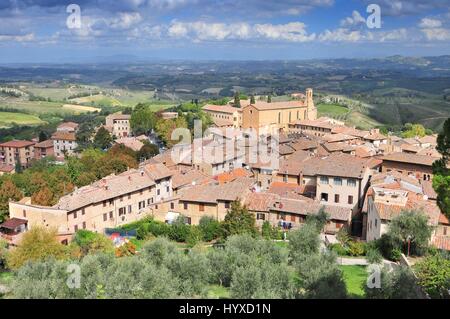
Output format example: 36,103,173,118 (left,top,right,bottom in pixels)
261,221,283,240
199,216,221,242
186,226,203,247
329,243,347,256
366,247,383,264
347,241,366,257
168,216,191,242
115,241,137,257
390,248,403,262
73,230,114,256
